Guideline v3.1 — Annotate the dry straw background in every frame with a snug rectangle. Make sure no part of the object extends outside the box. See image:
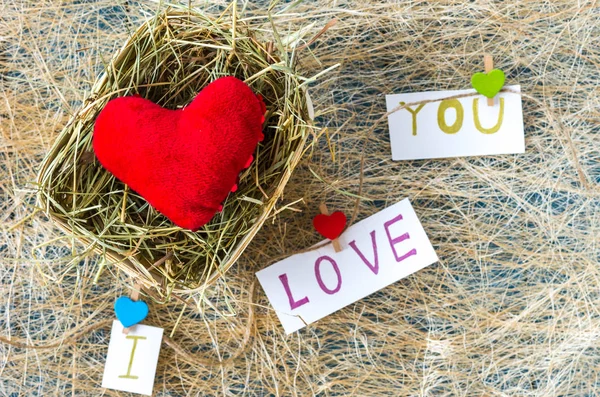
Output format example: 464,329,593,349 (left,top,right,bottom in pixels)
1,0,599,396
